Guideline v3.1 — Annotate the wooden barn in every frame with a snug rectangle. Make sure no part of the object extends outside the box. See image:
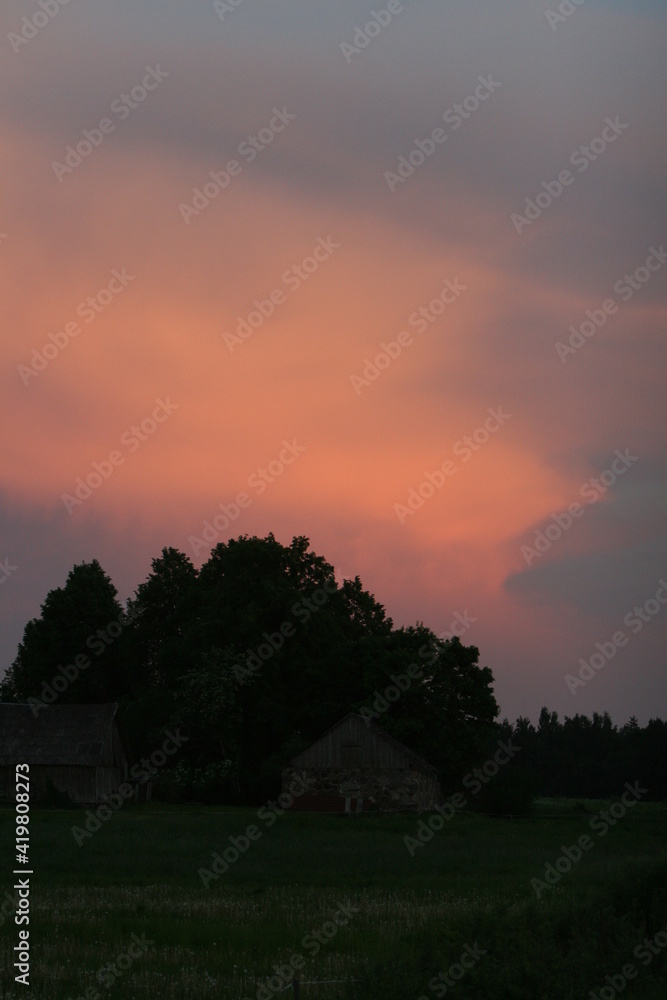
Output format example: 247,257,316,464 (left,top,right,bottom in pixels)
281,712,442,813
0,703,129,805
